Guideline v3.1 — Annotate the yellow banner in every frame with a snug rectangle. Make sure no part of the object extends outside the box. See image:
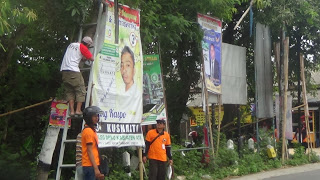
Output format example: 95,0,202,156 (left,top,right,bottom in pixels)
189,105,252,126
